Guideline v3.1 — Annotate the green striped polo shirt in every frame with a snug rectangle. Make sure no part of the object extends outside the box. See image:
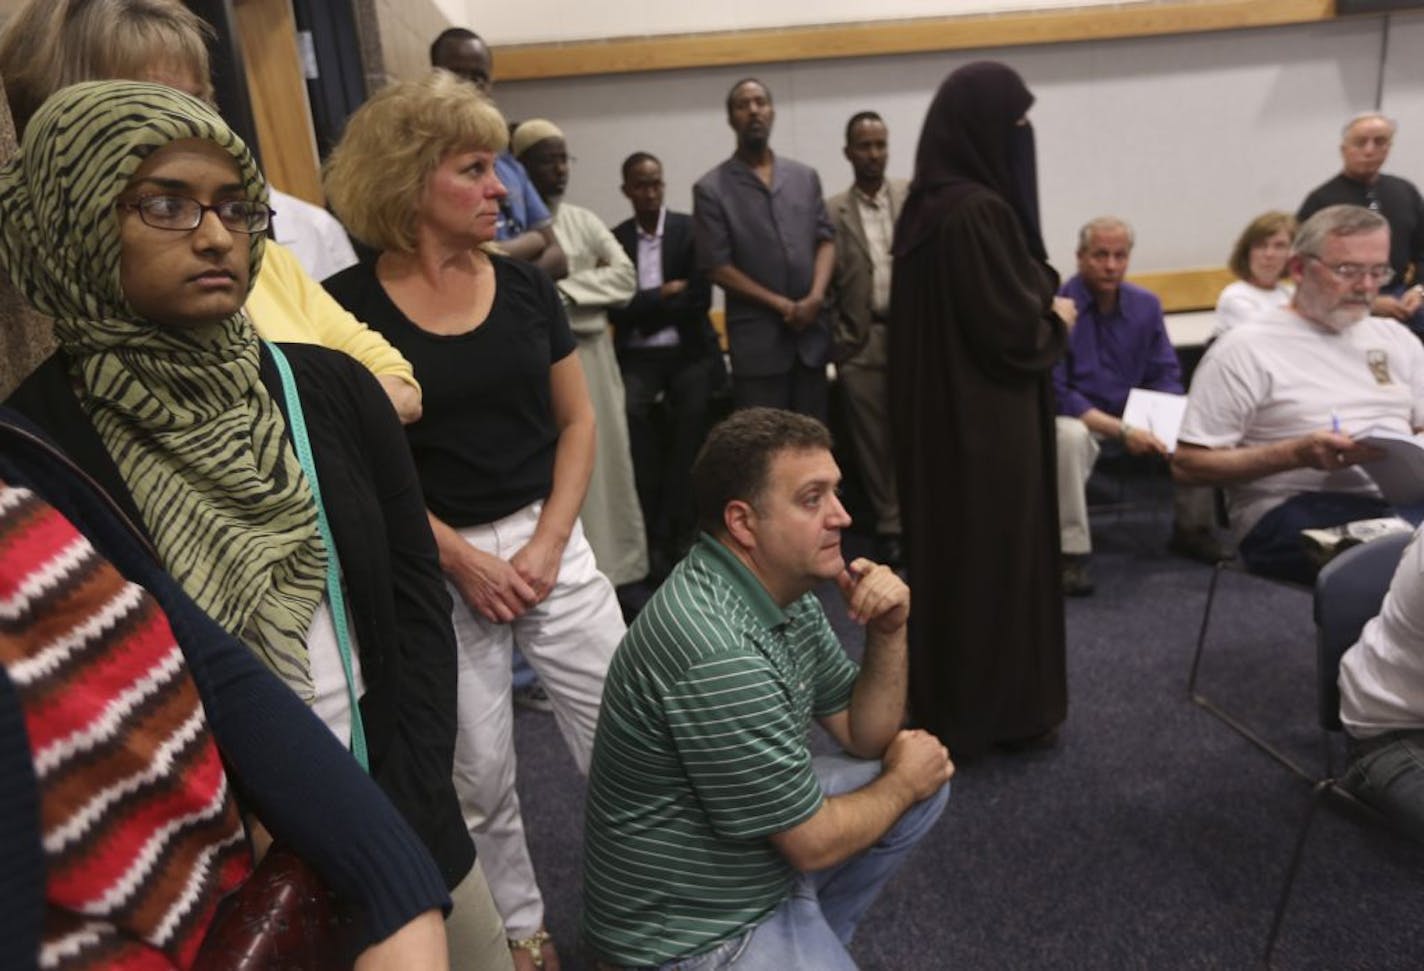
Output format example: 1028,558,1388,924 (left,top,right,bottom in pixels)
581,533,859,966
